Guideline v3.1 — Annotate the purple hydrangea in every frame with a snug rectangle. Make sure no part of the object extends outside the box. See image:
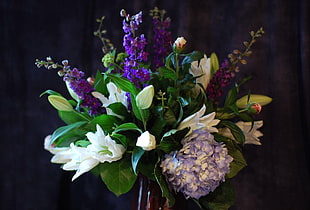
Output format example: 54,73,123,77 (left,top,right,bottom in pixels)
160,129,233,199
206,60,235,101
63,68,102,115
122,11,151,88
